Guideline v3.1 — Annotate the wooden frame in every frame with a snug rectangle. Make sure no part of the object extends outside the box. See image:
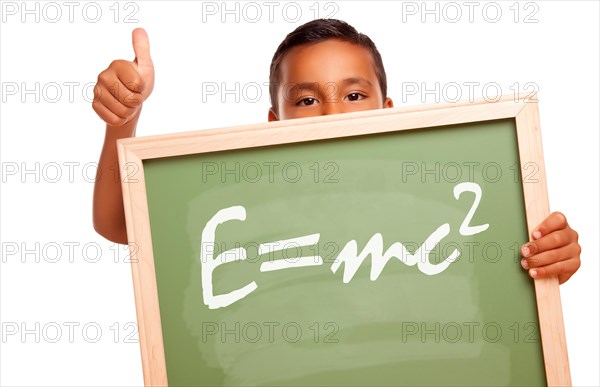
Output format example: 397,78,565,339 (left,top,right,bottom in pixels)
118,95,570,386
